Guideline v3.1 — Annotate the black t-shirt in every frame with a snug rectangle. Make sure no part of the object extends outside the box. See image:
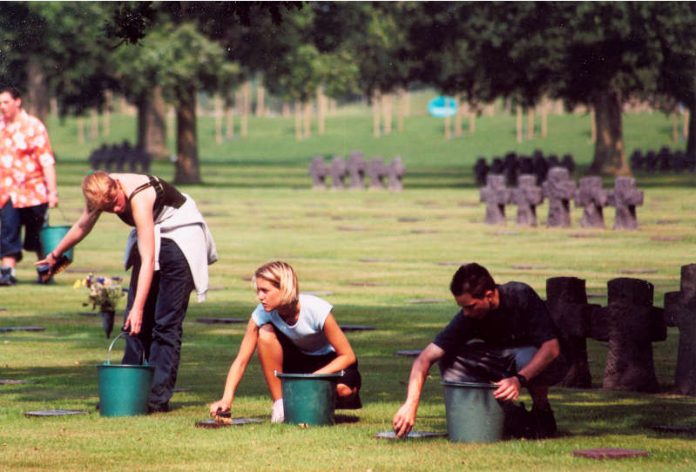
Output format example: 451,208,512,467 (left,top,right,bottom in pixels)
433,282,558,355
